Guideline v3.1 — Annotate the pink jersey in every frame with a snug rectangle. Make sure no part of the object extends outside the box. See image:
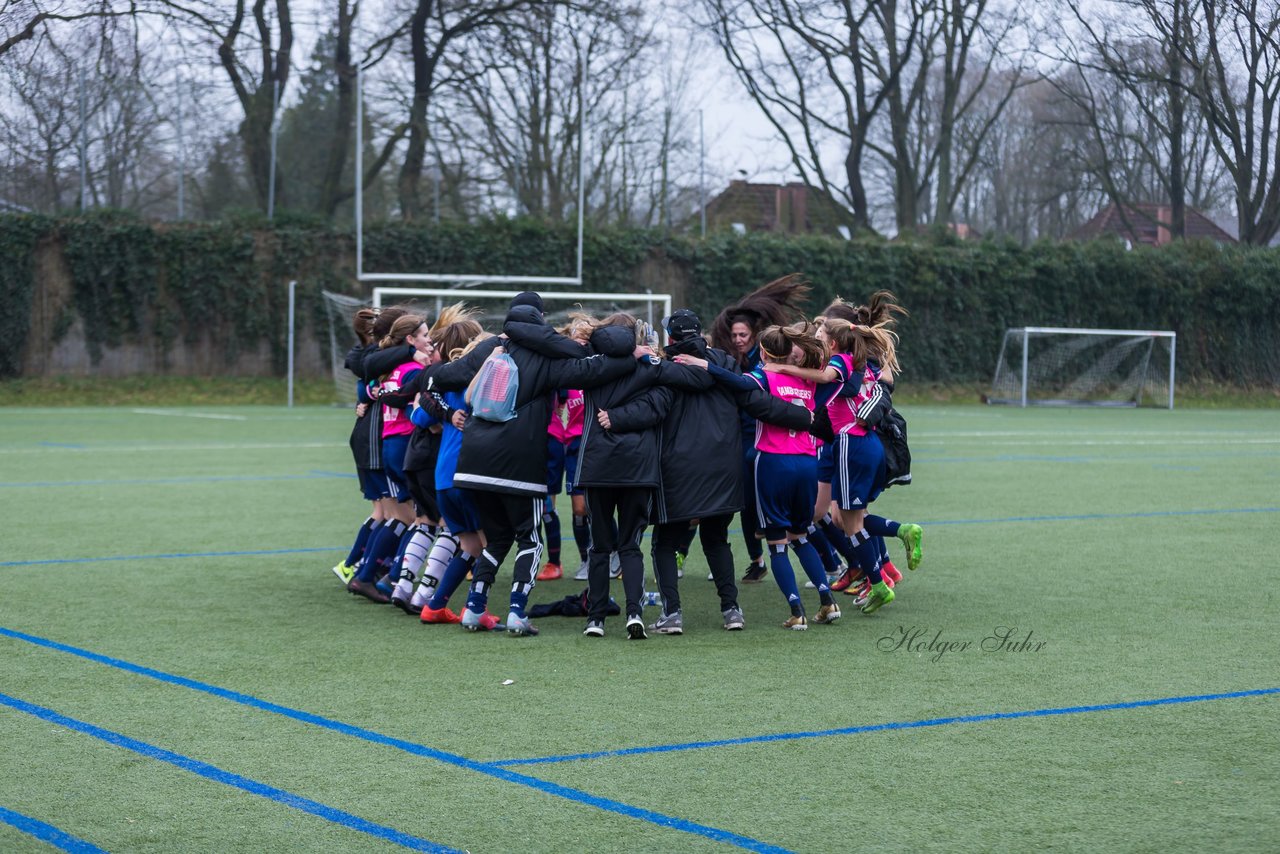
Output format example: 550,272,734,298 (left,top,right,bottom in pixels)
751,369,817,455
826,353,861,435
548,389,584,443
380,361,420,438
841,362,883,438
